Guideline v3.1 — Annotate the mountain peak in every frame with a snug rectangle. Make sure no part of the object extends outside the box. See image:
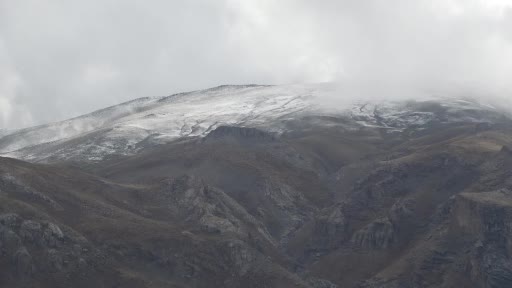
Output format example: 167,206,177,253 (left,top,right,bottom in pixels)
0,84,509,163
